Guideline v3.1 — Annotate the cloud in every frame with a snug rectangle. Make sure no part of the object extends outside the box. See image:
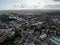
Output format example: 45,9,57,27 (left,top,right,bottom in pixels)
54,0,60,1
0,5,20,10
20,4,27,8
13,5,19,7
45,4,60,9
13,3,42,9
